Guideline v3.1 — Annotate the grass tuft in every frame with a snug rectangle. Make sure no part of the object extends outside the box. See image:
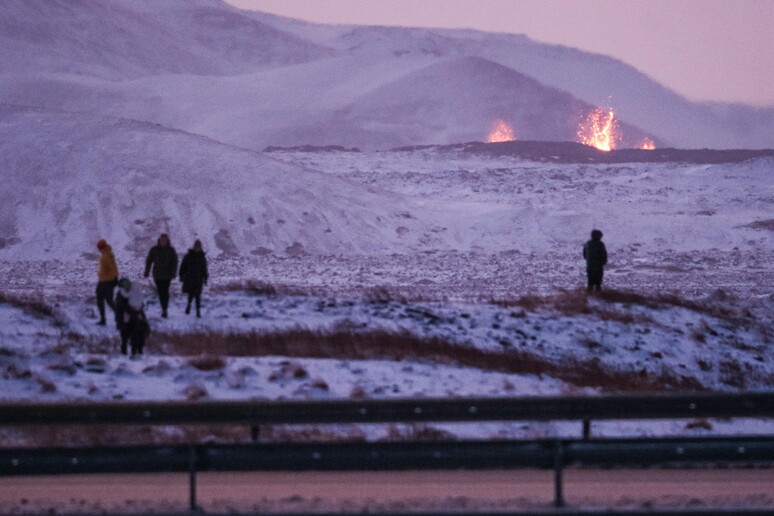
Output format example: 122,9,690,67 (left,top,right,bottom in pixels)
187,354,226,371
